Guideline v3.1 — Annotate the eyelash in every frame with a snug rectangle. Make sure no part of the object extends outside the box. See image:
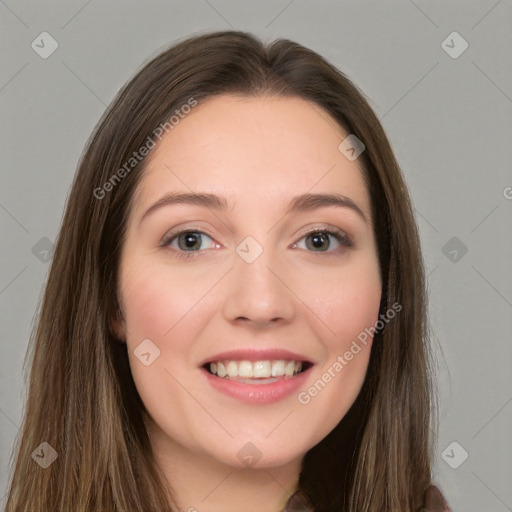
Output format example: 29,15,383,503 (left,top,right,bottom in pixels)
160,226,353,260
